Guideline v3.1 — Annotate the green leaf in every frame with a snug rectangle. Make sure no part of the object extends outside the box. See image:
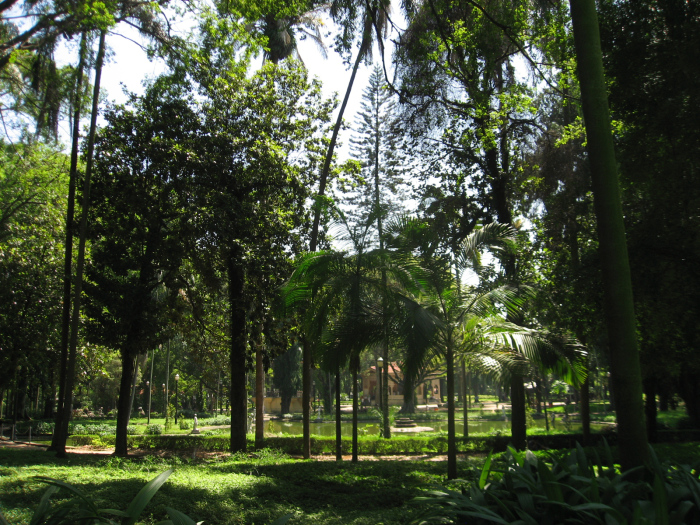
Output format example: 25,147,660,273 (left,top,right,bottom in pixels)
29,484,60,525
163,506,199,525
653,475,669,525
123,469,173,525
479,452,493,490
